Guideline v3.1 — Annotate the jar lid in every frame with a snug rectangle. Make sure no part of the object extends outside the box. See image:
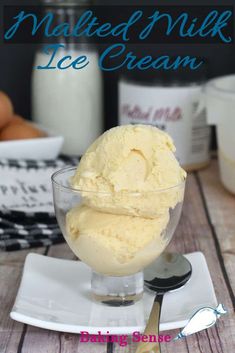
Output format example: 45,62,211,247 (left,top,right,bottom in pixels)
120,57,208,86
42,0,91,5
